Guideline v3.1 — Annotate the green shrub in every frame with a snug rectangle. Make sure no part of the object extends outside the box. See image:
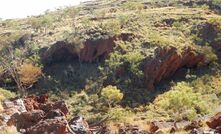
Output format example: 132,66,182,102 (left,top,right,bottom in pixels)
63,7,81,18
191,74,221,97
152,82,210,120
29,15,54,32
102,19,121,35
121,1,144,11
212,0,221,7
199,46,217,63
0,88,16,102
68,91,93,118
101,85,123,108
118,14,130,27
107,107,133,122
